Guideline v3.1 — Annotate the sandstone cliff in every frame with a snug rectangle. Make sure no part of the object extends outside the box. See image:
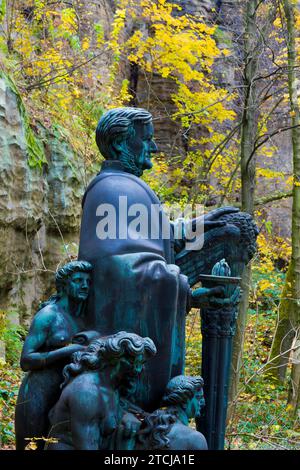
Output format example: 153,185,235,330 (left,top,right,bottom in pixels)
0,74,87,325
